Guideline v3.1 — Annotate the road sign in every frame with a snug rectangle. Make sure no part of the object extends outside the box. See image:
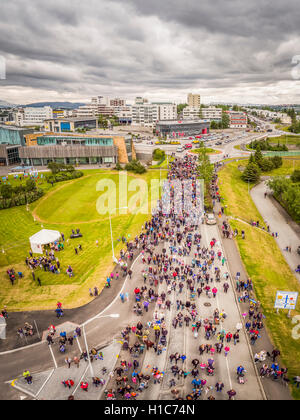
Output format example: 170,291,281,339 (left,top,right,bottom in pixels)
274,291,298,310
